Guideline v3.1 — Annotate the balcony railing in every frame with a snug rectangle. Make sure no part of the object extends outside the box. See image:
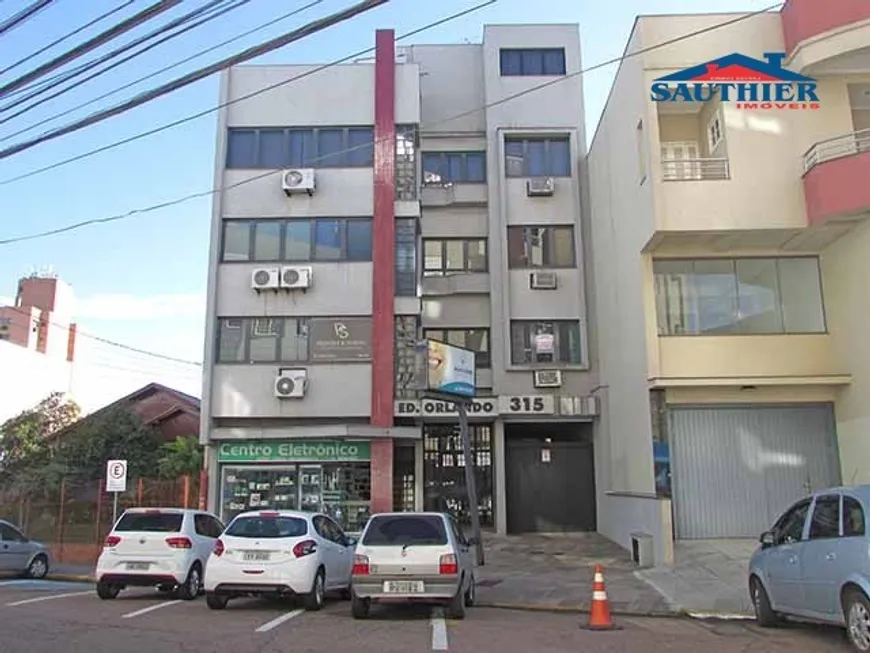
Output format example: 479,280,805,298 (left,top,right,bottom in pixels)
804,129,870,174
661,157,730,181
